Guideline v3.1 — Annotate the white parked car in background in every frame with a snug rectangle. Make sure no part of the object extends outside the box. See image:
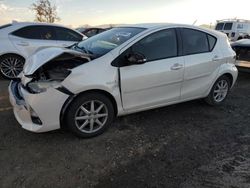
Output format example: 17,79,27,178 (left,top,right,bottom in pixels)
0,21,87,79
9,23,238,138
215,19,250,41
